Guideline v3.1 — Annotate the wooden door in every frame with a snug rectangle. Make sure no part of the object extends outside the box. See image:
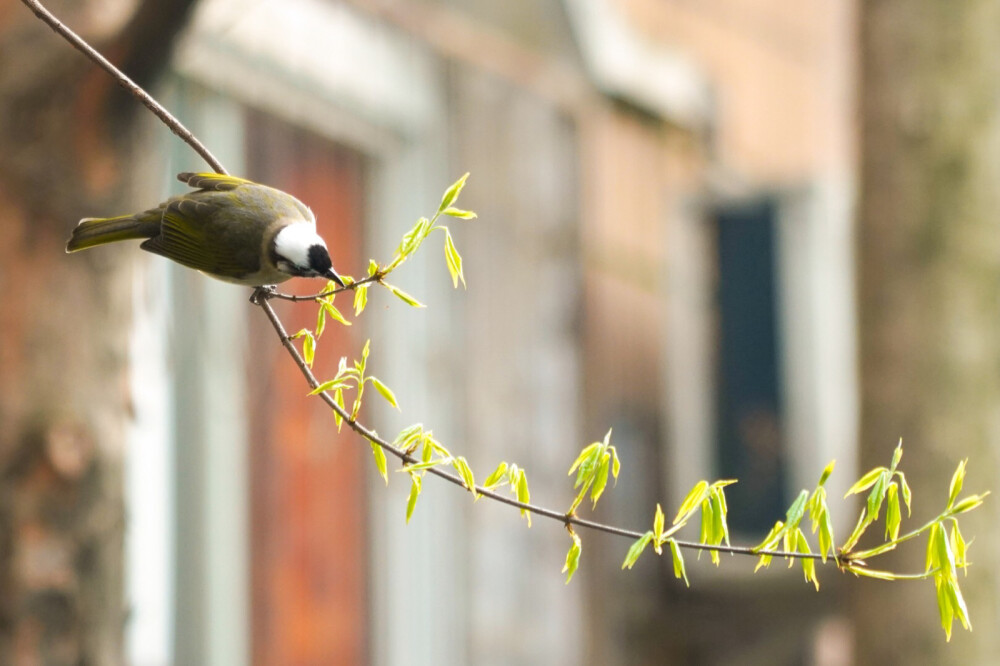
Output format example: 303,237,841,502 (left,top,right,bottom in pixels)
245,109,368,666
